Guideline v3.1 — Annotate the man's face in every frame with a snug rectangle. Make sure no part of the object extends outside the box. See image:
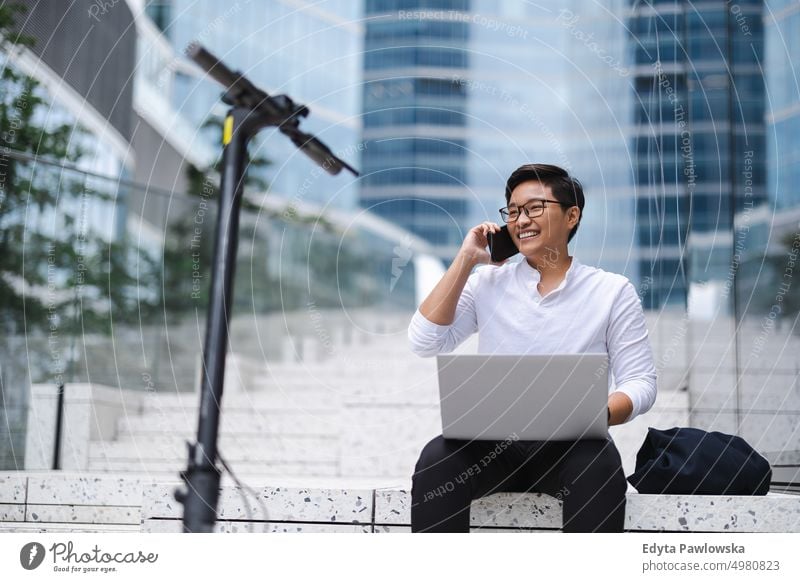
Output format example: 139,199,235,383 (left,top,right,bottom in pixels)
506,181,578,258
